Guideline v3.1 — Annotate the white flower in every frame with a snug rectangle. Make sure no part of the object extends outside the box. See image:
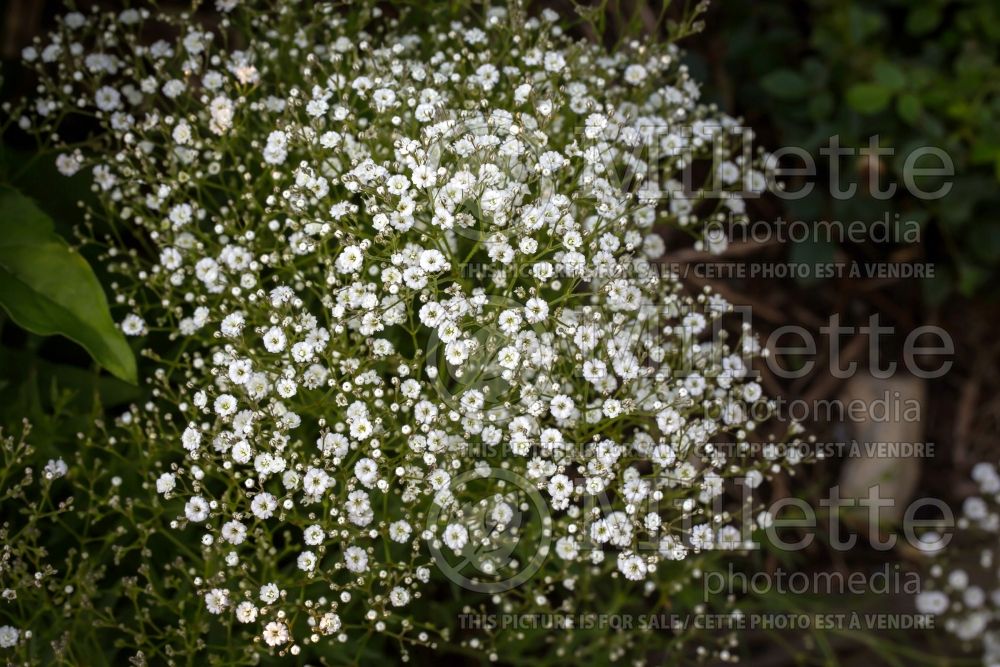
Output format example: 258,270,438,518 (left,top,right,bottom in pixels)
319,612,342,635
555,536,579,560
443,523,468,551
262,327,286,352
172,121,193,144
228,359,252,384
371,88,397,111
262,621,289,646
259,583,280,604
624,64,648,85
524,297,549,323
250,492,277,519
235,601,258,623
336,245,364,273
56,153,82,176
690,524,714,550
547,474,572,499
184,496,209,522
263,130,288,164
221,520,247,545
181,425,202,452
964,497,989,521
389,586,411,607
538,151,565,171
213,393,237,417
388,520,412,543
354,458,378,487
343,546,369,573
0,625,19,648
162,79,186,98
543,51,566,72
121,314,147,336
617,552,647,580
549,394,575,420
386,174,410,195
303,524,325,546
297,550,317,572
43,458,68,479
915,591,949,615
204,588,229,614
231,440,253,464
95,86,122,111
156,472,176,495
